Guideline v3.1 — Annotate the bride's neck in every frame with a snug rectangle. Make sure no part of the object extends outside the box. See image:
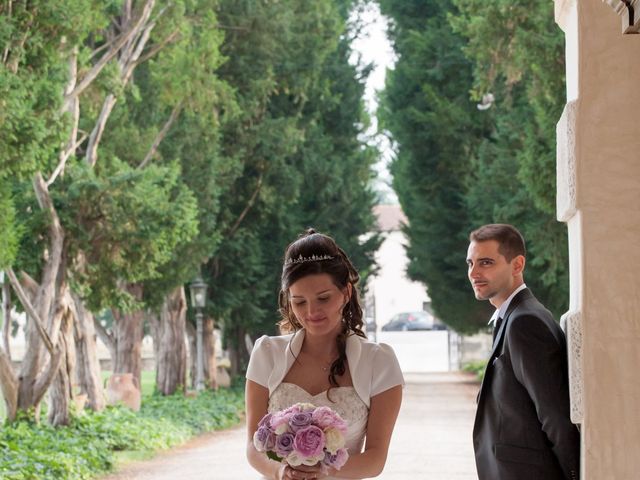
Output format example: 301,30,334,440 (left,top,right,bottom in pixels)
302,334,340,359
